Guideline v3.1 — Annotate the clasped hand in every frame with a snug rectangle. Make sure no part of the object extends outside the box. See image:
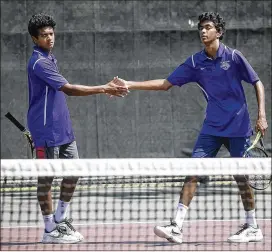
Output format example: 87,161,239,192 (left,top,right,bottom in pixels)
104,76,128,97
